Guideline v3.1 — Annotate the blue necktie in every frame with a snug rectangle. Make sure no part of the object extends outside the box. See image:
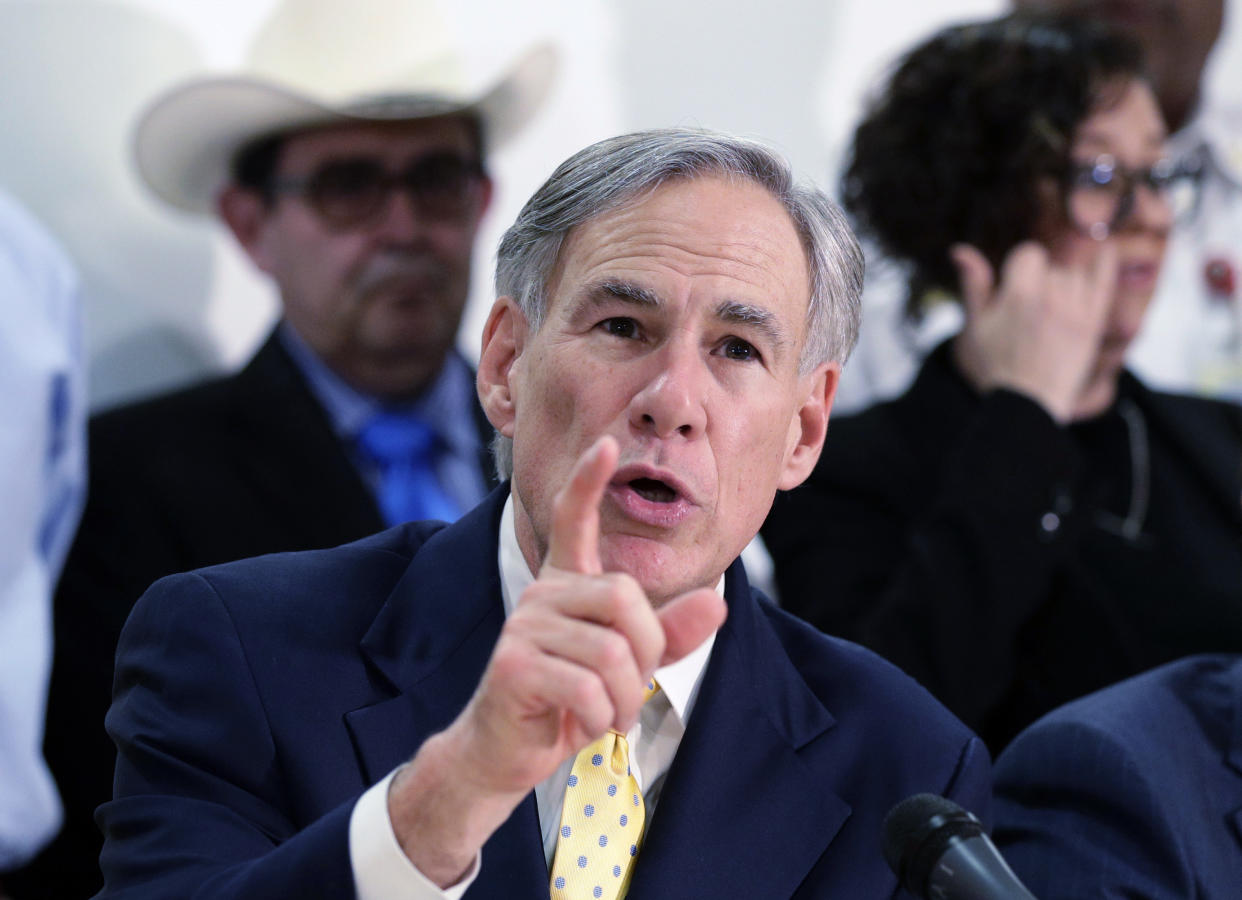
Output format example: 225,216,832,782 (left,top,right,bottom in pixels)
355,412,461,525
